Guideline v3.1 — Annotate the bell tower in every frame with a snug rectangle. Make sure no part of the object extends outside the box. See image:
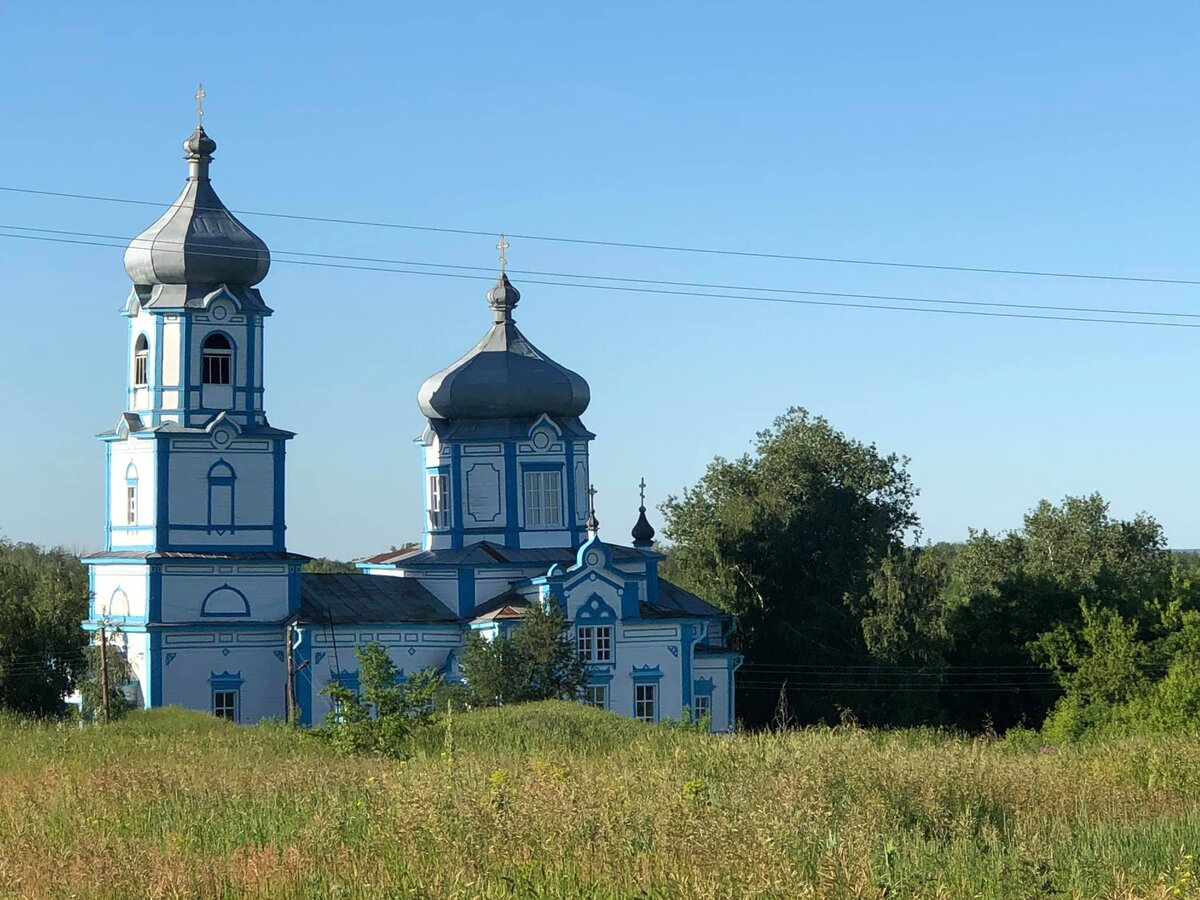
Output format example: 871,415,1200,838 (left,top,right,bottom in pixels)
83,108,300,720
